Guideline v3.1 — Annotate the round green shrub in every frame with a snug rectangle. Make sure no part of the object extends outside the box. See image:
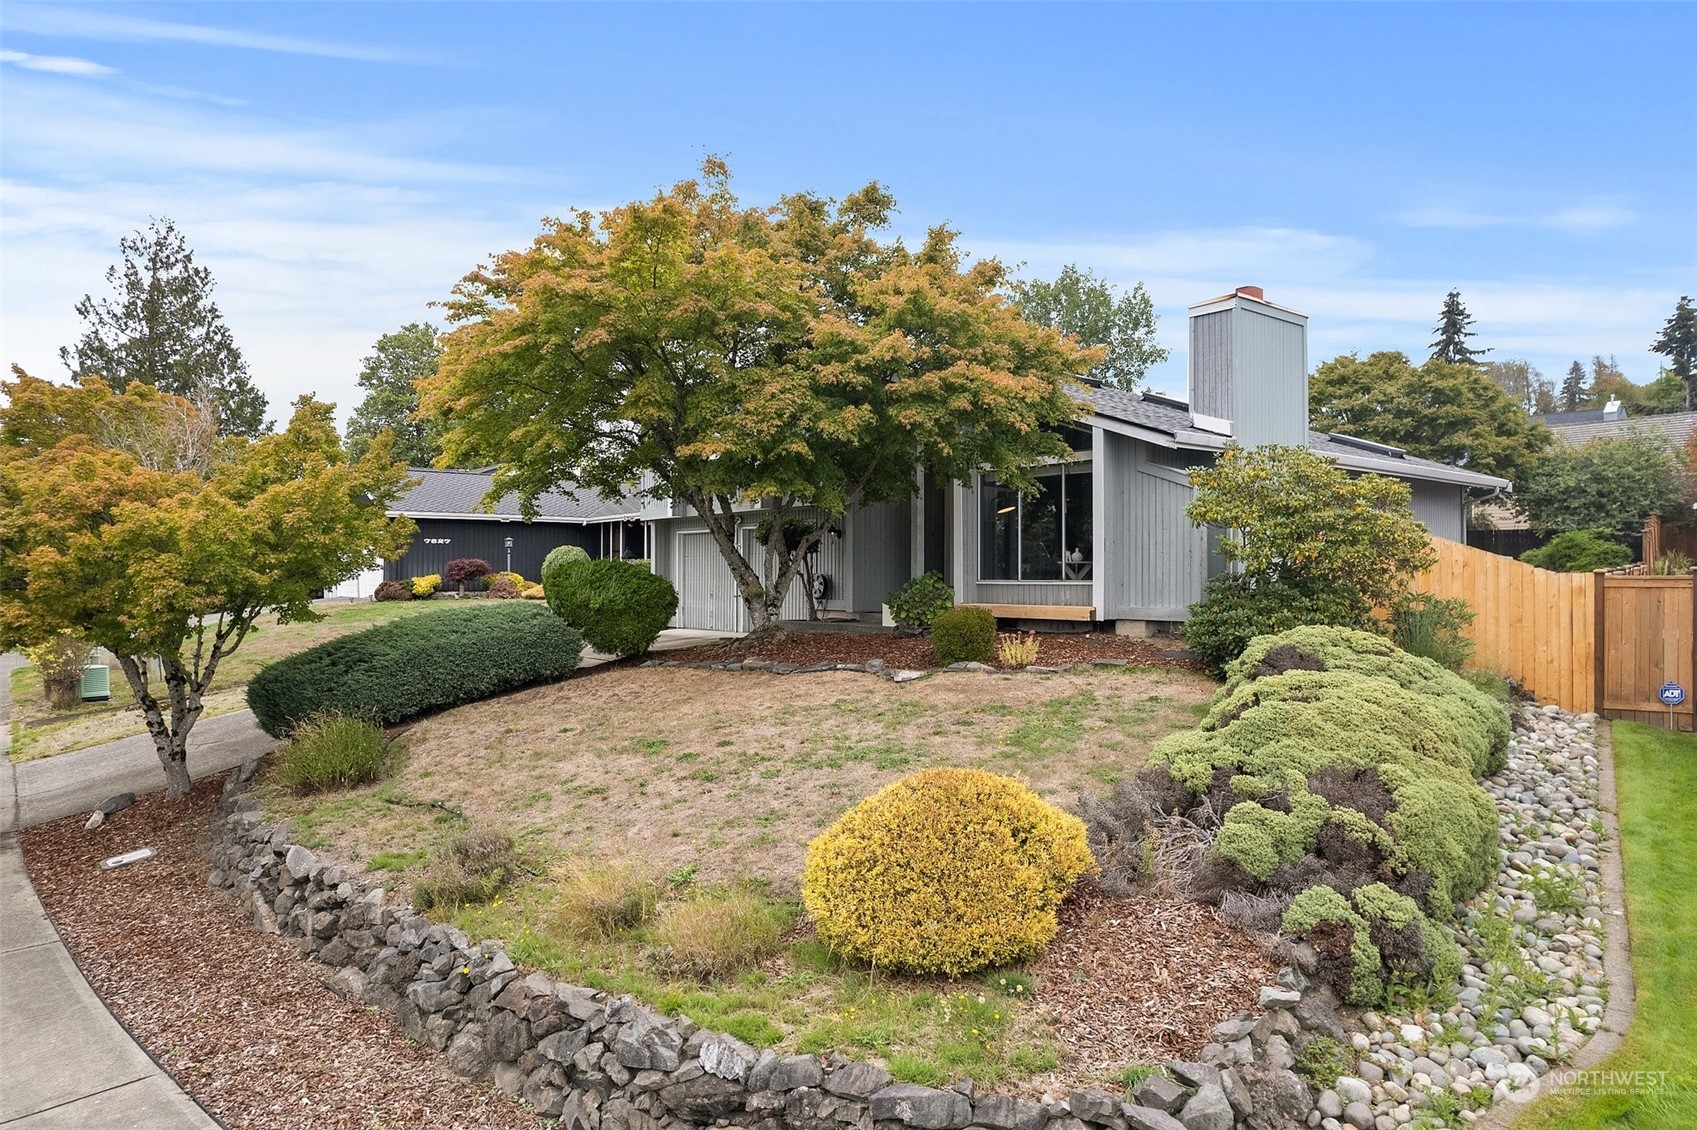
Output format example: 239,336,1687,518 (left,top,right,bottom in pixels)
541,544,591,593
1519,529,1632,573
932,606,996,666
246,603,583,737
1183,573,1372,675
884,572,955,628
274,712,393,792
802,767,1094,975
546,558,678,657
